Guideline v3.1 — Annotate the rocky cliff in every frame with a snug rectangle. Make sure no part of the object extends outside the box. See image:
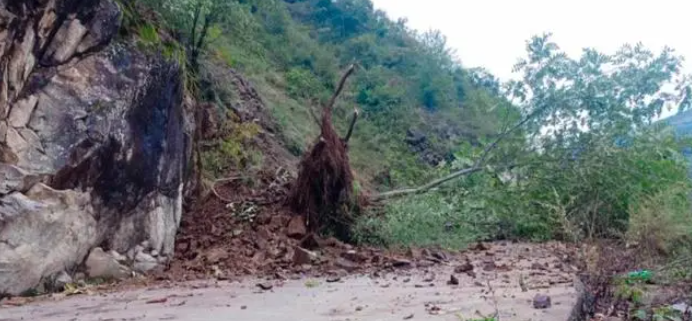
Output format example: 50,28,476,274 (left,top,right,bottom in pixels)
0,0,192,295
